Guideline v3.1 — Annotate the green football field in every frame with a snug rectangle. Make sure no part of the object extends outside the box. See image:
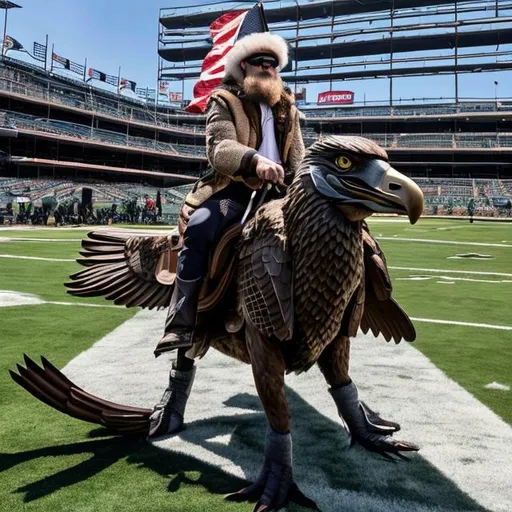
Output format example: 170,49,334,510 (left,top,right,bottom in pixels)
0,218,511,512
